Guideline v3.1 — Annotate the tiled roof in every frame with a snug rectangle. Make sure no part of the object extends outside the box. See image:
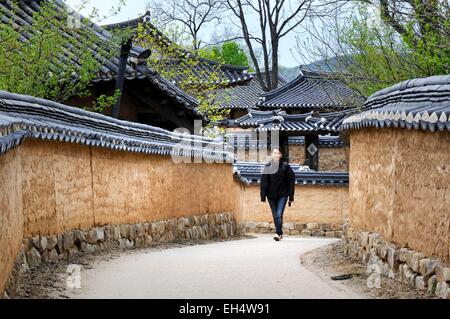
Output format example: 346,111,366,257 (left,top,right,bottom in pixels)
342,75,450,132
216,72,288,109
233,108,358,133
0,91,232,161
288,136,345,147
103,12,253,87
233,162,349,186
0,0,199,110
225,132,344,149
257,69,364,109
